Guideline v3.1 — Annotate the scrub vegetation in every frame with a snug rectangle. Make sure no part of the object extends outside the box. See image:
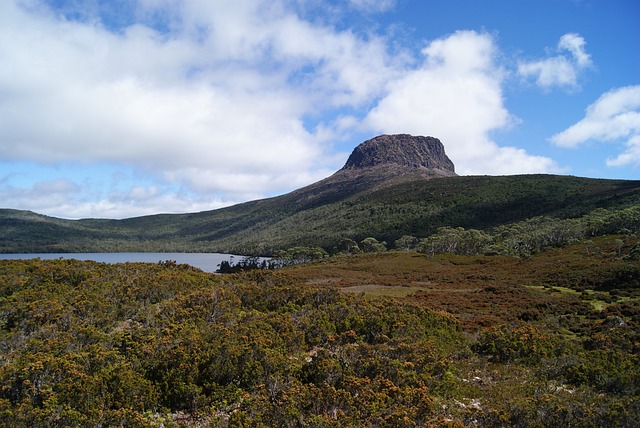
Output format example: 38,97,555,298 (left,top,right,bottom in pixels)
1,232,638,426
